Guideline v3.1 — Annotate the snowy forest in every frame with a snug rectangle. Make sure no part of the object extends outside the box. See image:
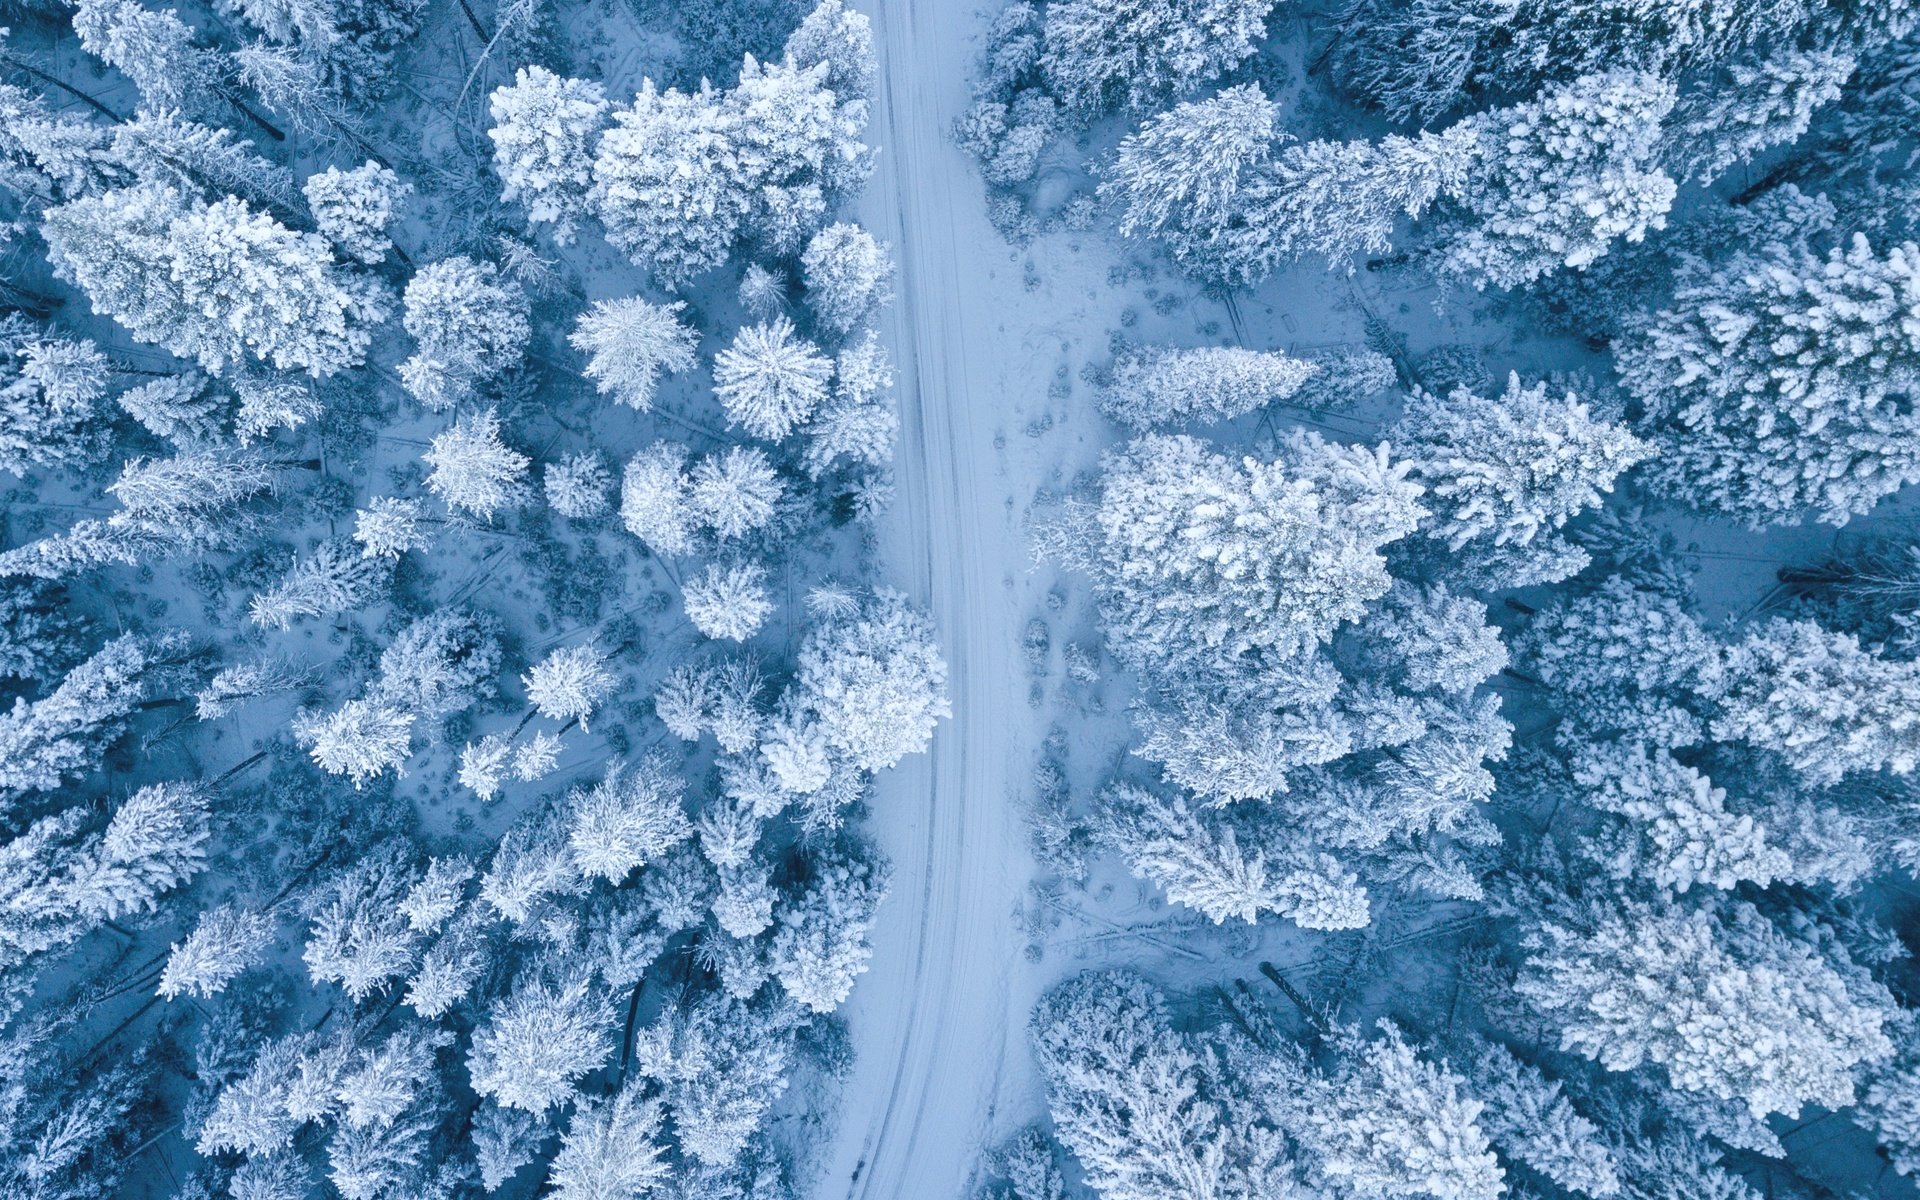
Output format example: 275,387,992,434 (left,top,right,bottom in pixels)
5,0,1920,1197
